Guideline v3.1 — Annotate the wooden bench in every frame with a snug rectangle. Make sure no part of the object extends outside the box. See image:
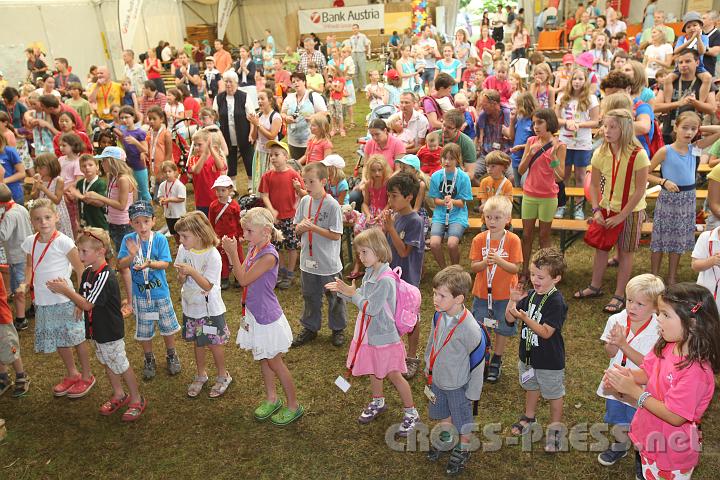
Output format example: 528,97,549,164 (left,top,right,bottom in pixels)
466,217,654,252
471,186,708,200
